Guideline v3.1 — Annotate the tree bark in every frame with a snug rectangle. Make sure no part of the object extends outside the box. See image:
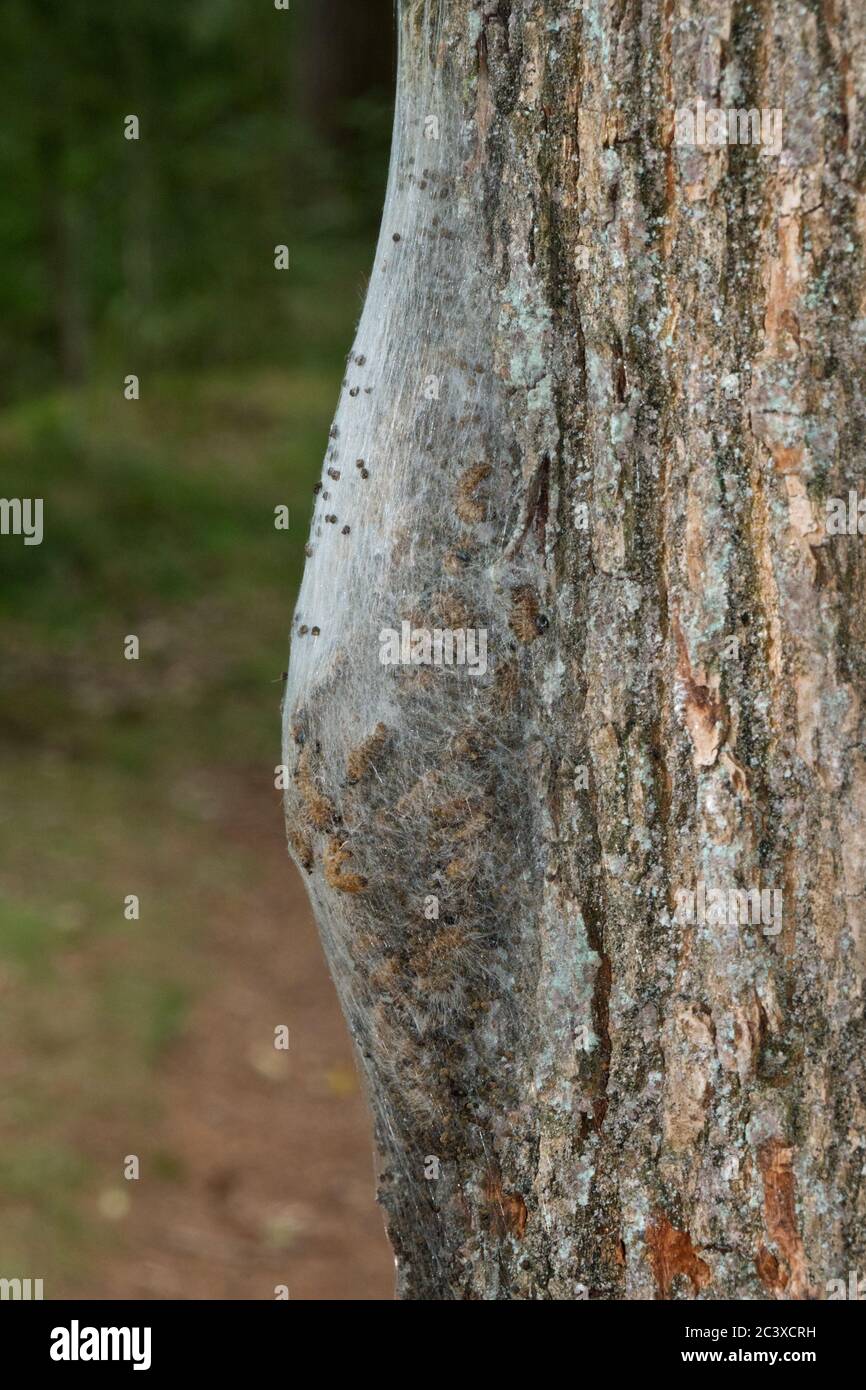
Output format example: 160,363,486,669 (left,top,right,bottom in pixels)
283,0,866,1300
